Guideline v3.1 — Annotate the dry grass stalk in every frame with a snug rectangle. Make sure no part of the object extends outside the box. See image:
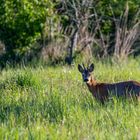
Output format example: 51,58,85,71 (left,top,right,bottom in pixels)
113,3,140,61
